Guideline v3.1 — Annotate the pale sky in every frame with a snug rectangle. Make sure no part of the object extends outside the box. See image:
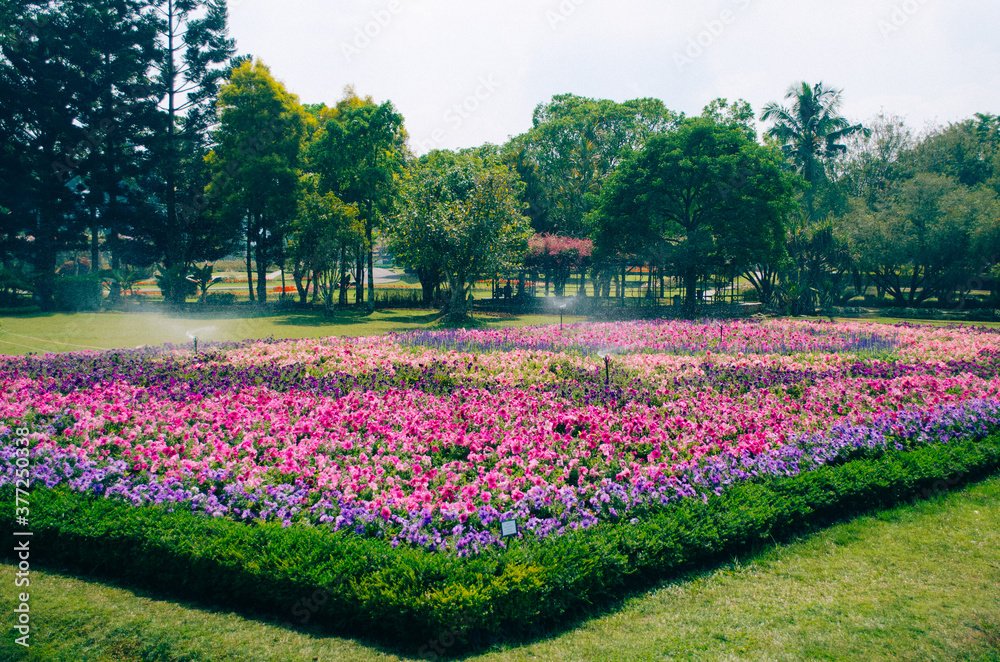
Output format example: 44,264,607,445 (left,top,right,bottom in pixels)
227,0,1000,154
